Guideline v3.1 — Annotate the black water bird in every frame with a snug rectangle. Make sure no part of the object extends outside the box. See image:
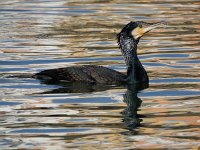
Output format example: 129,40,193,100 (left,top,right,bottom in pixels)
33,21,165,84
